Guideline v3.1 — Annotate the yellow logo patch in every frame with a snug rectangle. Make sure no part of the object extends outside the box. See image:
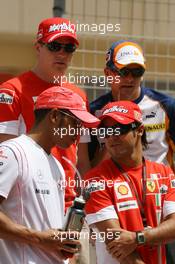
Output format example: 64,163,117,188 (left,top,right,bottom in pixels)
147,181,156,192
118,185,129,195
